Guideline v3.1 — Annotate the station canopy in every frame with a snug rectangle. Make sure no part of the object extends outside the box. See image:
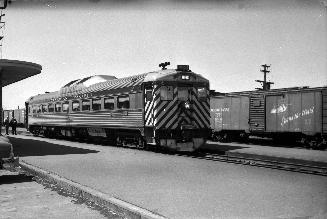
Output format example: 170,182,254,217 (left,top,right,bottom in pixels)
0,59,42,87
